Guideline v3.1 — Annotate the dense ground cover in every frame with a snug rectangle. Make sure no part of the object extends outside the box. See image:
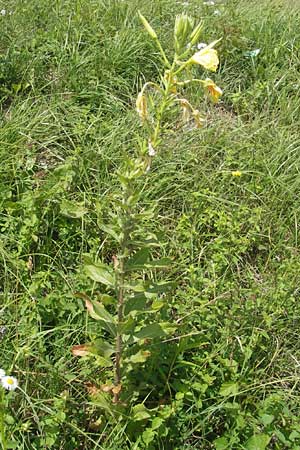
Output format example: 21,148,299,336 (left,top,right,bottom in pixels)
1,0,300,448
